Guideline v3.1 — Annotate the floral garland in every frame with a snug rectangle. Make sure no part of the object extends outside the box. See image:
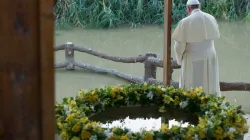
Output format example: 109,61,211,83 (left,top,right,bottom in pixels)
55,83,249,140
